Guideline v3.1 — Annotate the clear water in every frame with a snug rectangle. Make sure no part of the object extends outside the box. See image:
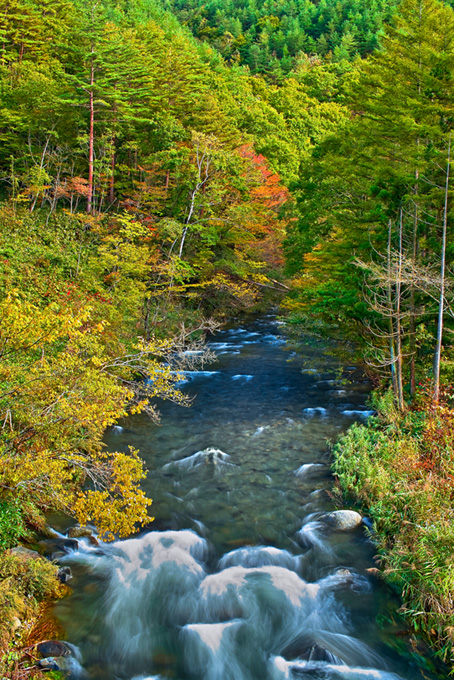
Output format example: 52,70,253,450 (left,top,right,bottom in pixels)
53,315,440,680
